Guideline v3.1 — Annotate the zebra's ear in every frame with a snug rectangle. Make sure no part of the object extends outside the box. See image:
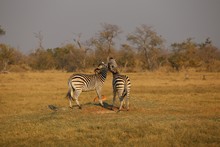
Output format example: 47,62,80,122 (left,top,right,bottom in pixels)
107,57,114,62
